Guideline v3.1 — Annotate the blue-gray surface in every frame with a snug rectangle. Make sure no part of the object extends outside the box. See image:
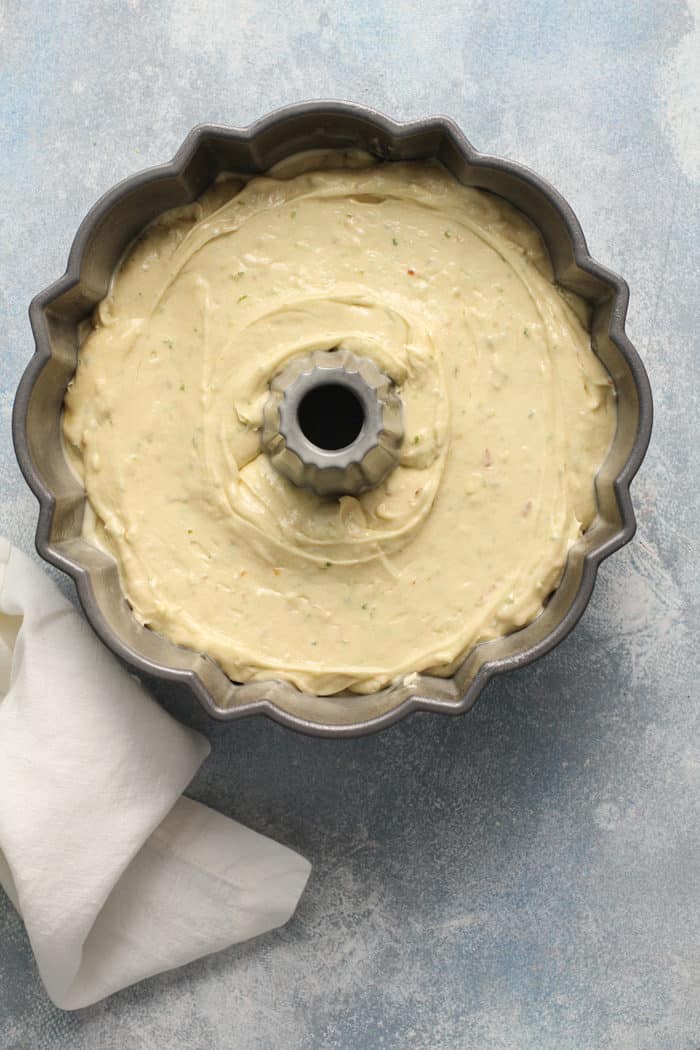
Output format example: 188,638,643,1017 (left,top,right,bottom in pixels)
1,1,699,1047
